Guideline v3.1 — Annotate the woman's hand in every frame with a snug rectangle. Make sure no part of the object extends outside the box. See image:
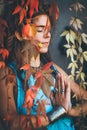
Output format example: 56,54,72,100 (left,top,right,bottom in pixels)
55,73,71,113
